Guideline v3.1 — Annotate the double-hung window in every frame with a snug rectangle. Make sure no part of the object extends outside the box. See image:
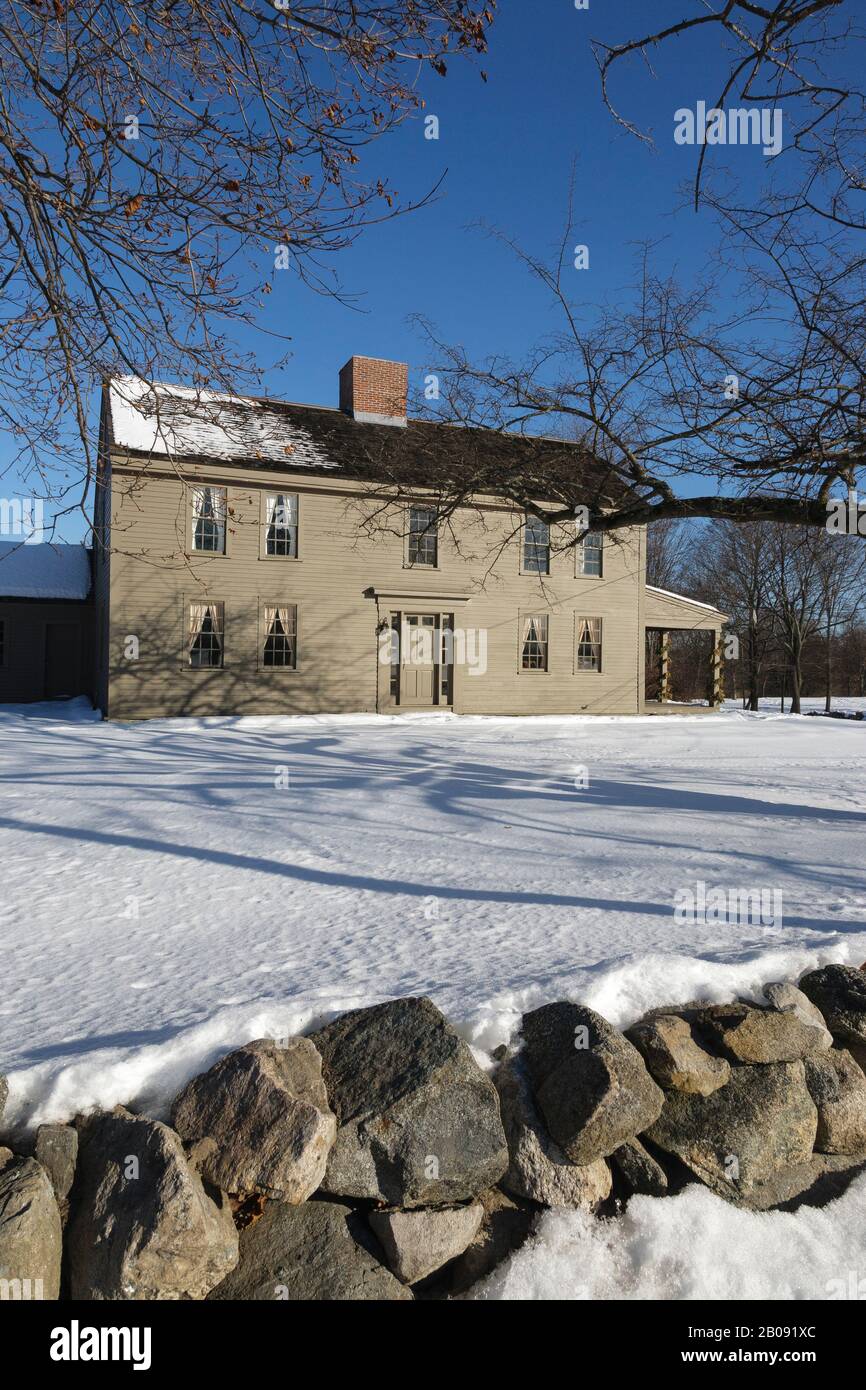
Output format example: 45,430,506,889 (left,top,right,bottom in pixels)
191,487,227,553
265,494,299,558
576,616,602,672
262,604,298,668
407,506,438,567
523,514,550,574
521,614,549,671
577,530,603,577
188,602,224,667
